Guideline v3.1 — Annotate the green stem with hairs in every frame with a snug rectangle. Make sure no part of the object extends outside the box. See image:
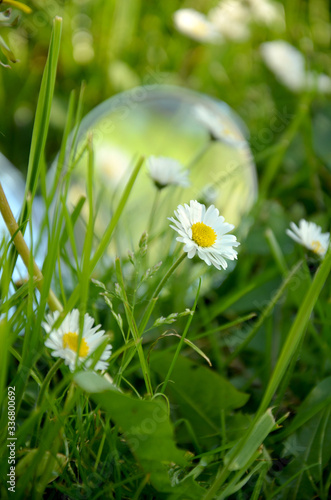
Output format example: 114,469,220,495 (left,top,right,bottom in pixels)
138,252,187,337
160,278,201,394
